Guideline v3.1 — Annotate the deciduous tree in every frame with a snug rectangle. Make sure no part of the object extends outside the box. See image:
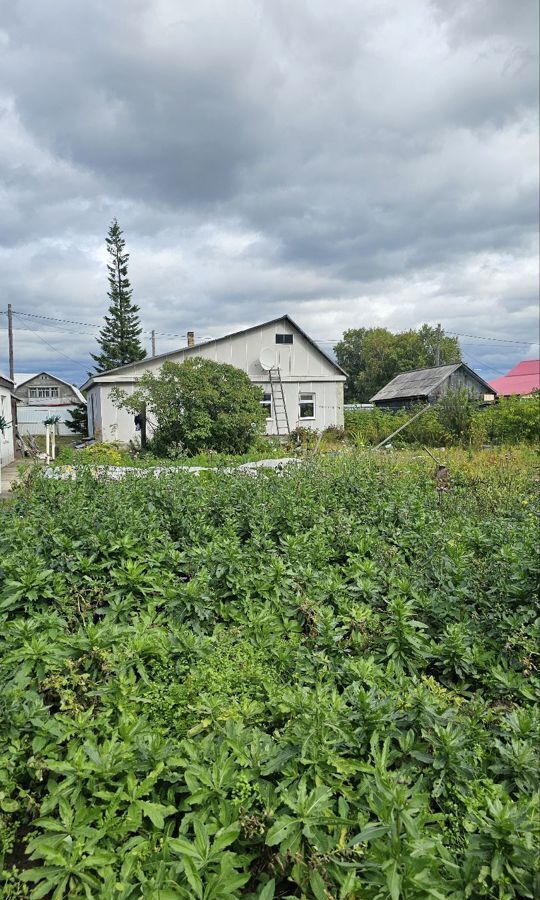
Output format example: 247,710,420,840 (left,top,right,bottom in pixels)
112,357,266,455
335,324,461,402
